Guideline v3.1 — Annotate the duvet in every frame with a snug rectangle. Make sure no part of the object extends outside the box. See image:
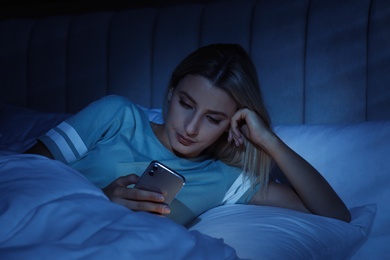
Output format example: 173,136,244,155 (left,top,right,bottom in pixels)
0,152,237,259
